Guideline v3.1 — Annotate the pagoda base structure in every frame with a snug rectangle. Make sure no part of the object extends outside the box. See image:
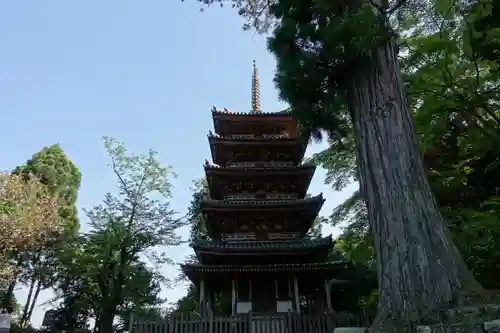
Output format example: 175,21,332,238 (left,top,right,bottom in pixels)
182,260,350,316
